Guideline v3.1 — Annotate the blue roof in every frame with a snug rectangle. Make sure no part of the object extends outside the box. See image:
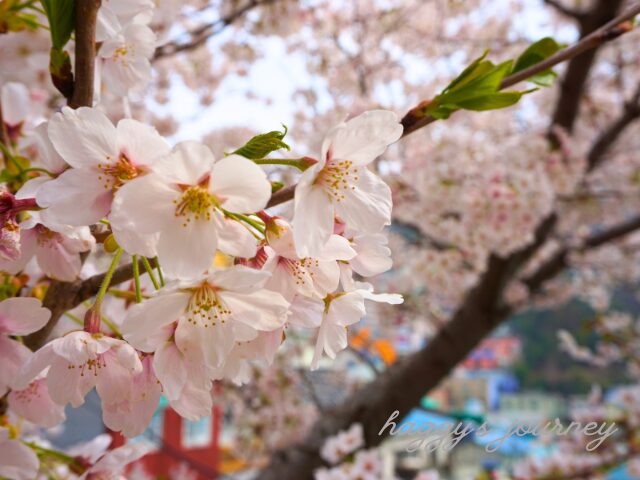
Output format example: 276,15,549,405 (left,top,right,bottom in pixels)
607,464,640,480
